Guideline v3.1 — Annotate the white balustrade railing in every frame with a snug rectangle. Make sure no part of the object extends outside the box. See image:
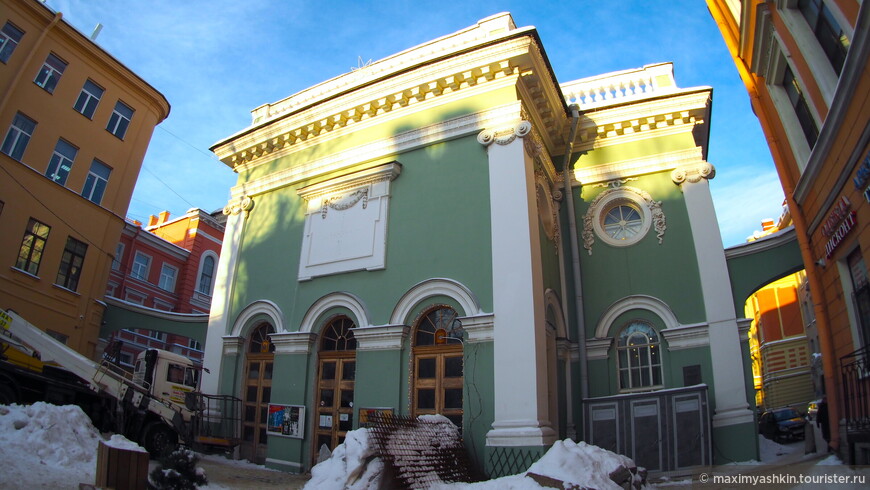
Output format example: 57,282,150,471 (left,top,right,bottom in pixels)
561,63,677,110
